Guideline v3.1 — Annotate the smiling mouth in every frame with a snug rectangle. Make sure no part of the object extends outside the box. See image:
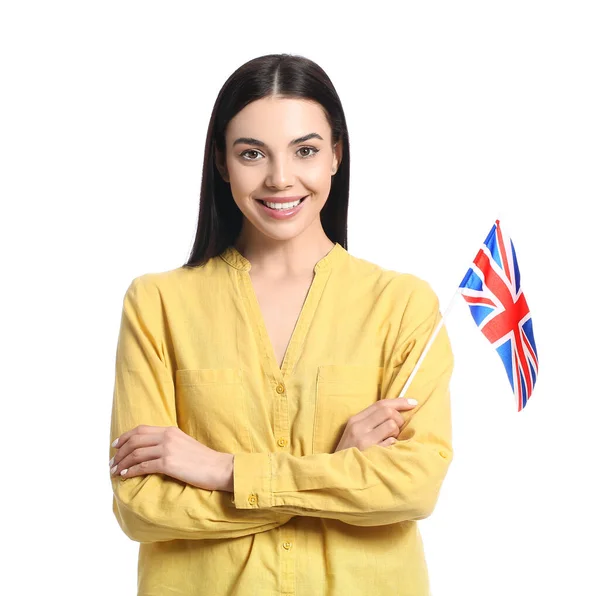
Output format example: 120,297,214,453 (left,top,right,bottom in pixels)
257,196,308,209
